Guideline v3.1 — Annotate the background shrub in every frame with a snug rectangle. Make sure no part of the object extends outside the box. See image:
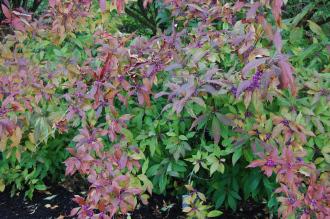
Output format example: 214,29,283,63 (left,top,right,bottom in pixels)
0,0,329,218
